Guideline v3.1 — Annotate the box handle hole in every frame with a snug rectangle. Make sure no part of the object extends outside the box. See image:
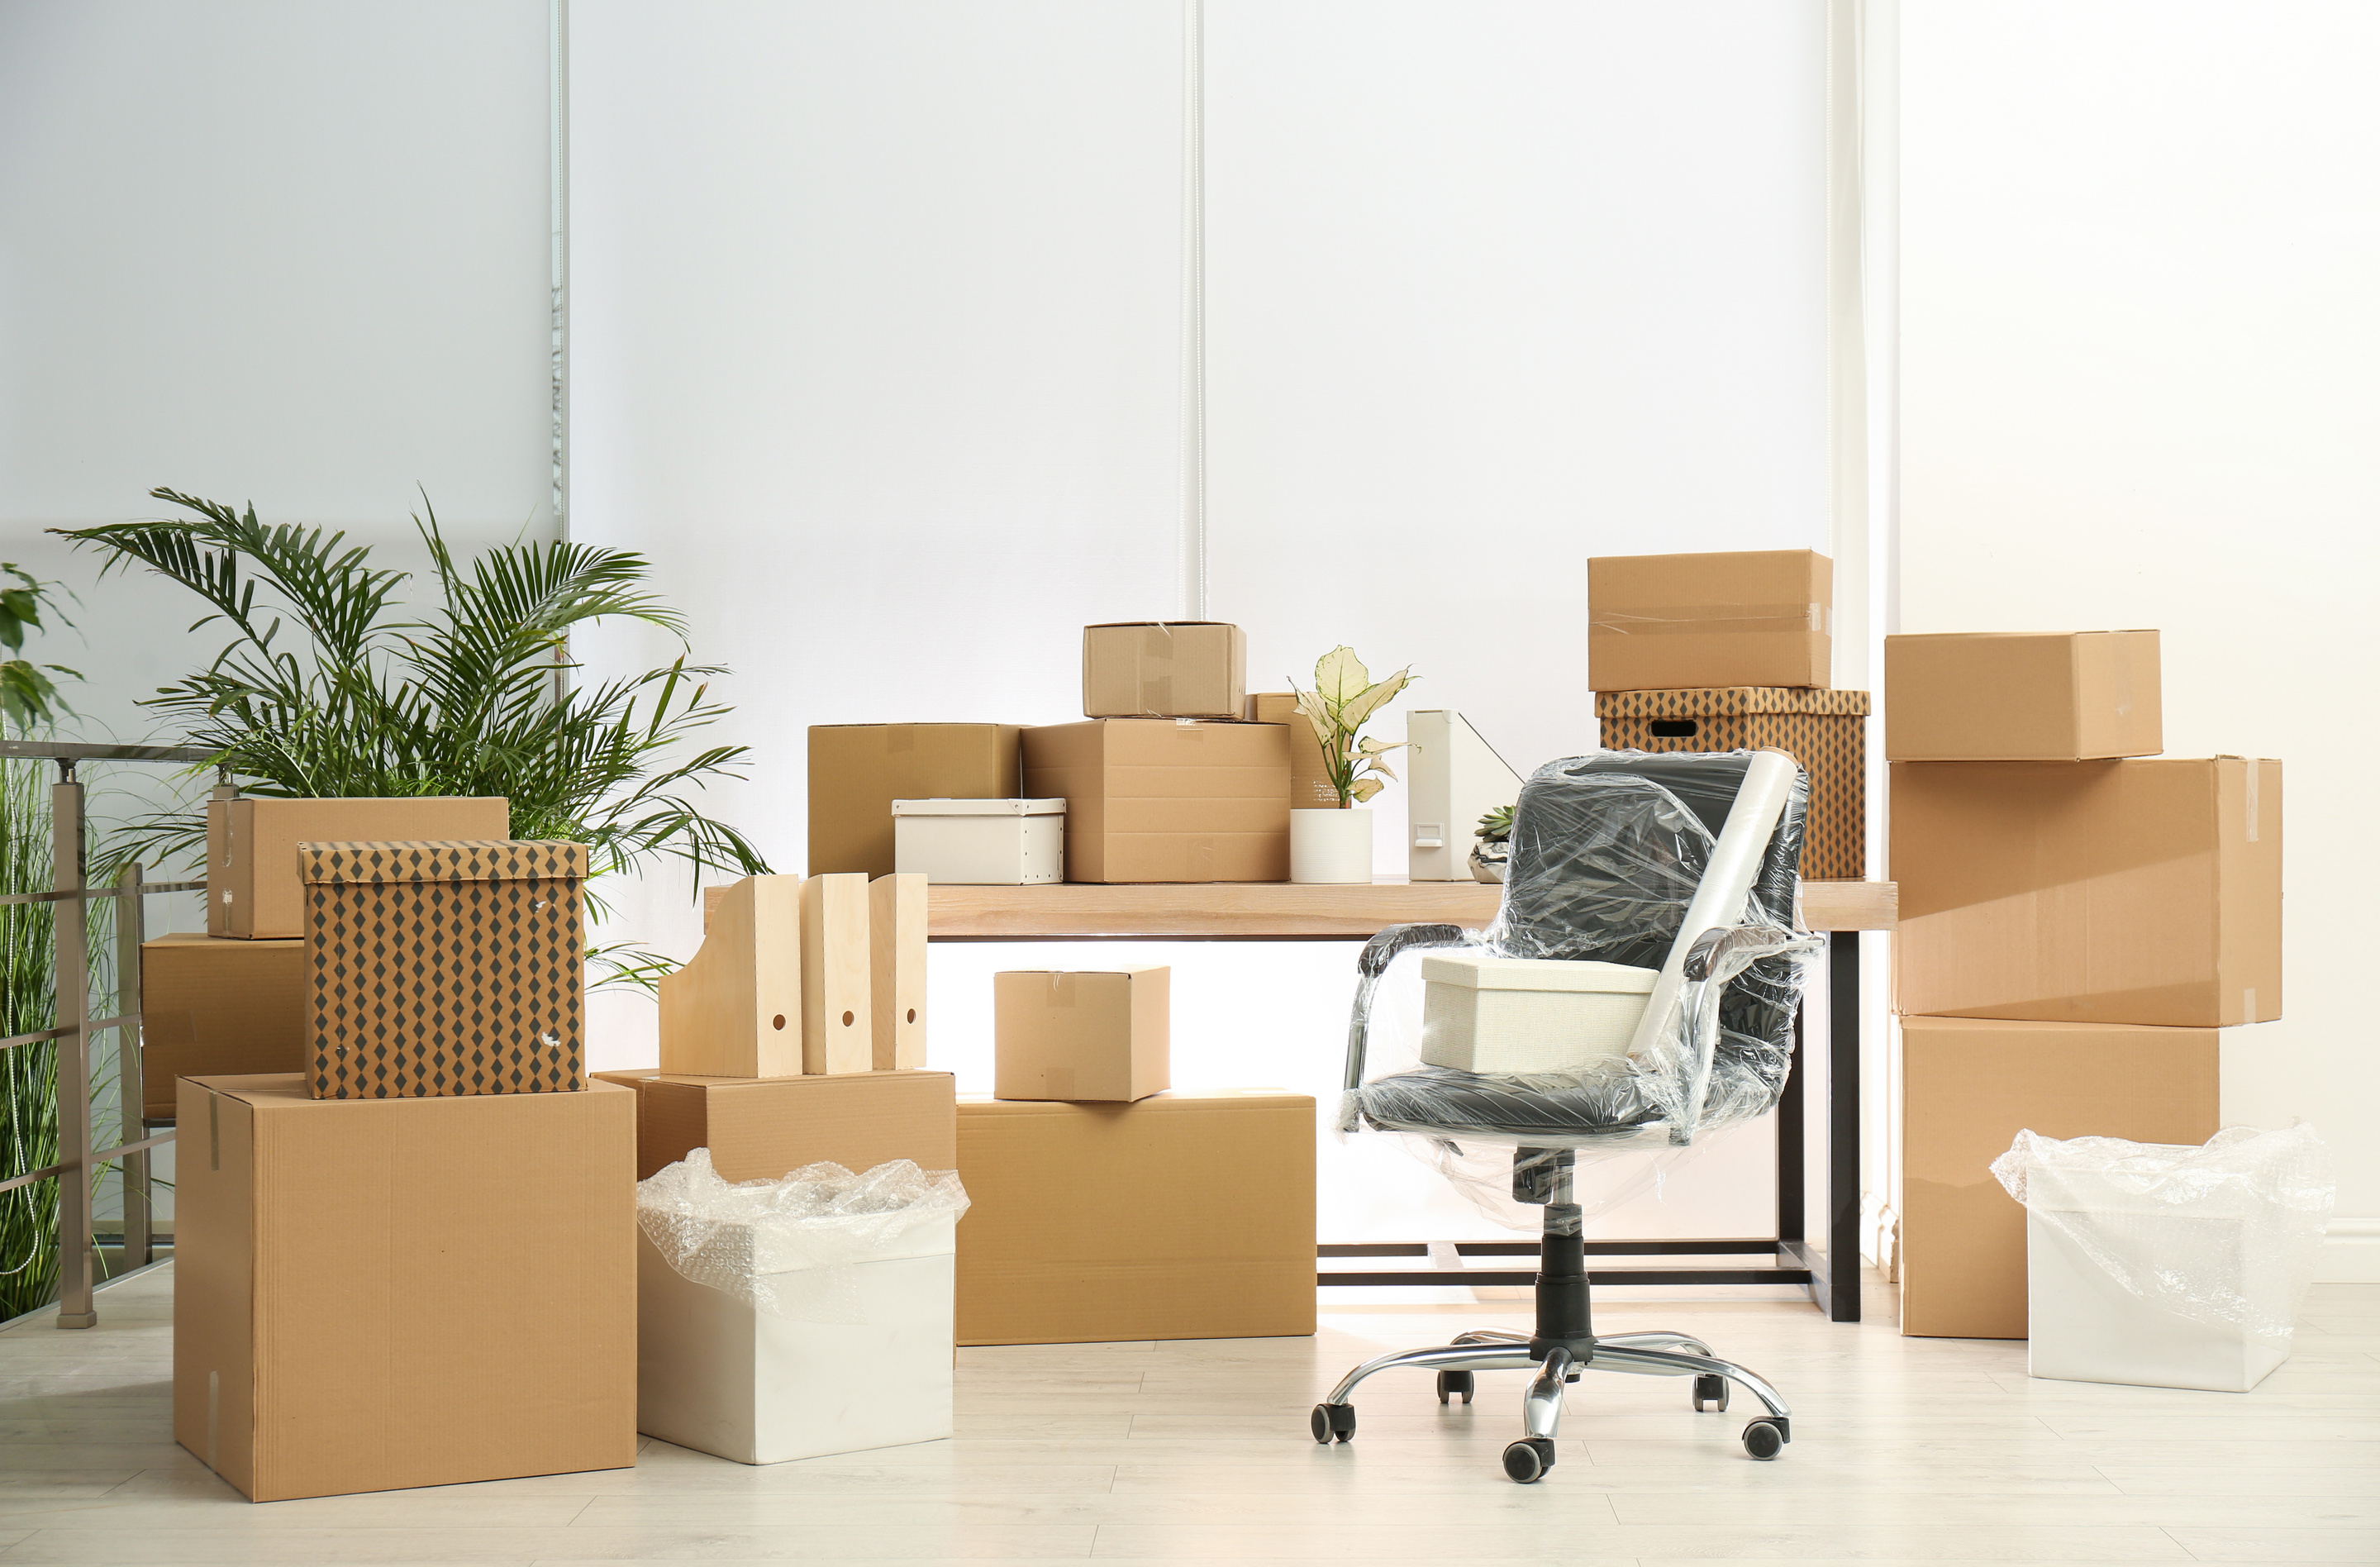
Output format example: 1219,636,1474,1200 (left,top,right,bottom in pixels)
1649,719,1699,739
